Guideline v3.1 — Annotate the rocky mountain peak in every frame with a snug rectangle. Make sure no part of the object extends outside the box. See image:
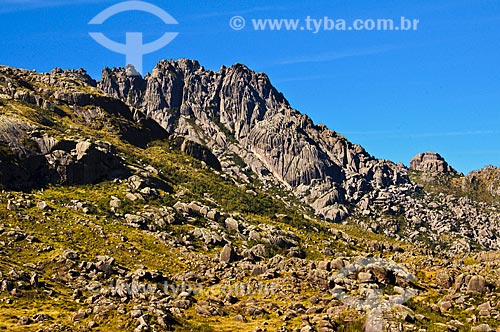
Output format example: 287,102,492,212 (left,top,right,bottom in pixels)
155,58,203,73
1,60,411,219
97,58,409,220
410,152,457,174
